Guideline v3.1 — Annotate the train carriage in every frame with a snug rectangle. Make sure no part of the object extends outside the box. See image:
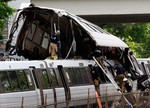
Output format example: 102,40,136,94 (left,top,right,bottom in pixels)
3,3,148,107
0,60,97,108
0,61,45,107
